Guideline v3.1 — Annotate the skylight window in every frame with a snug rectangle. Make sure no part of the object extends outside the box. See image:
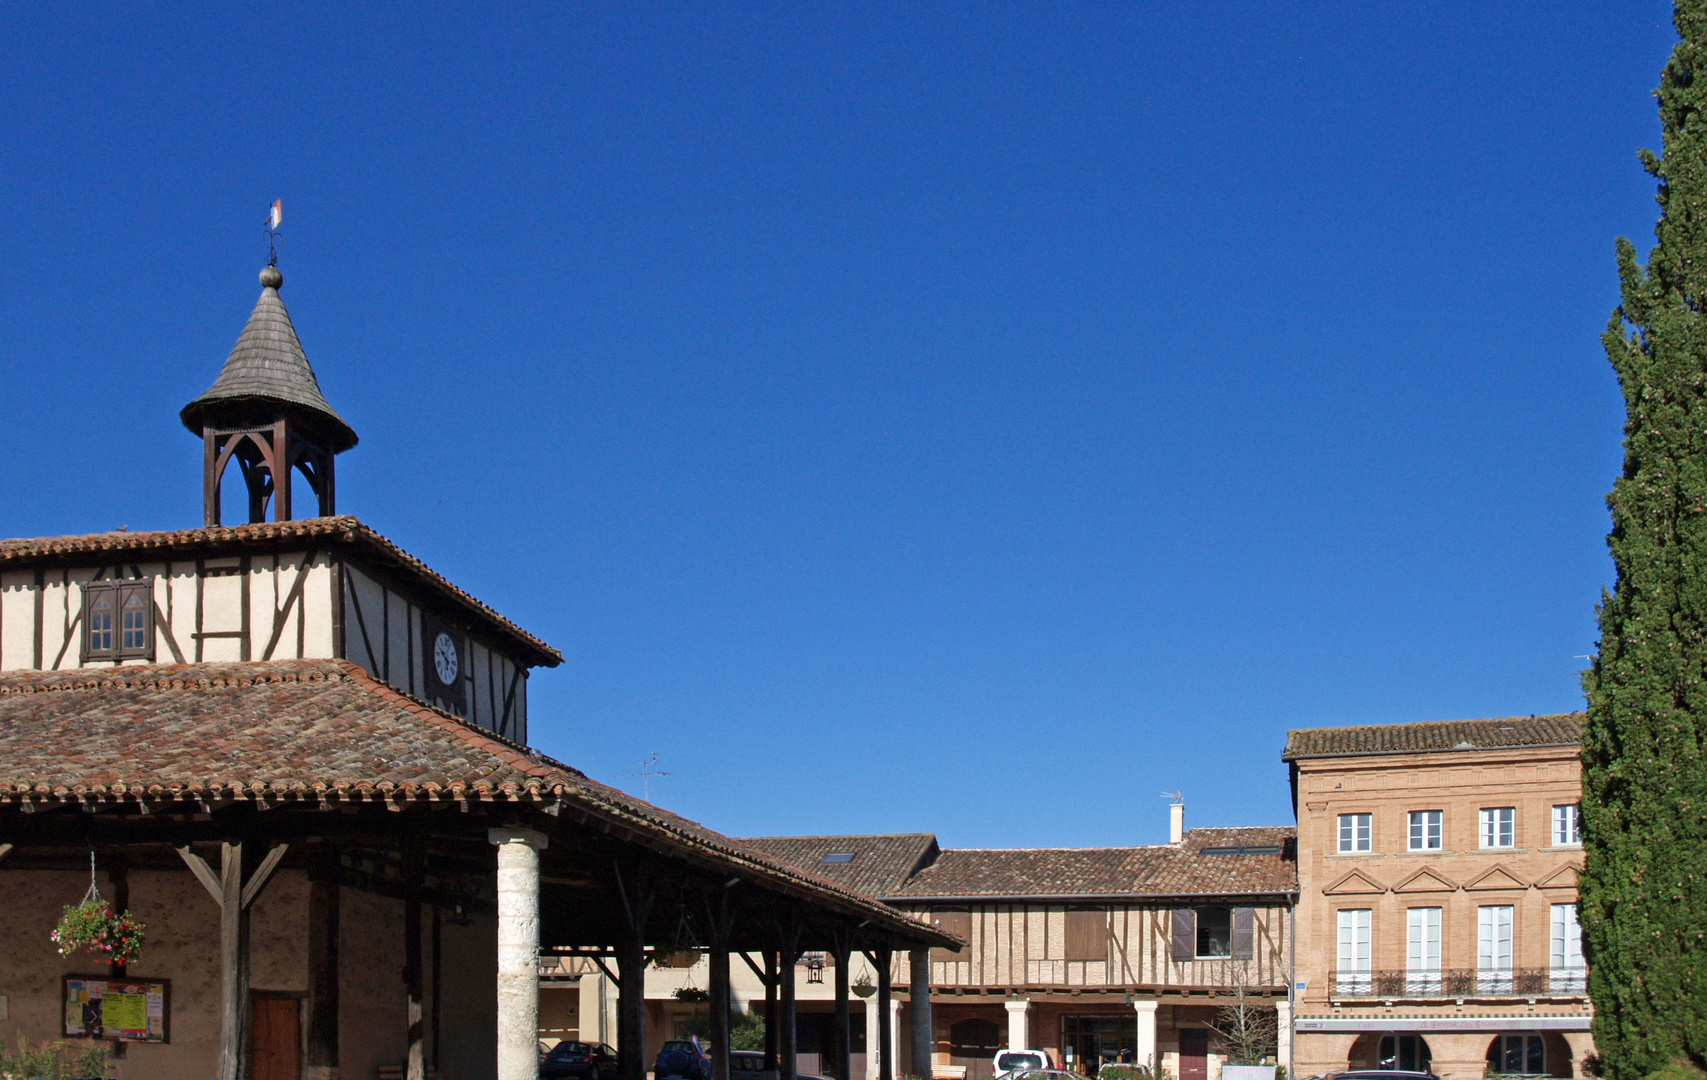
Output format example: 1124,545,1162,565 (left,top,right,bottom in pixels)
821,852,855,863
